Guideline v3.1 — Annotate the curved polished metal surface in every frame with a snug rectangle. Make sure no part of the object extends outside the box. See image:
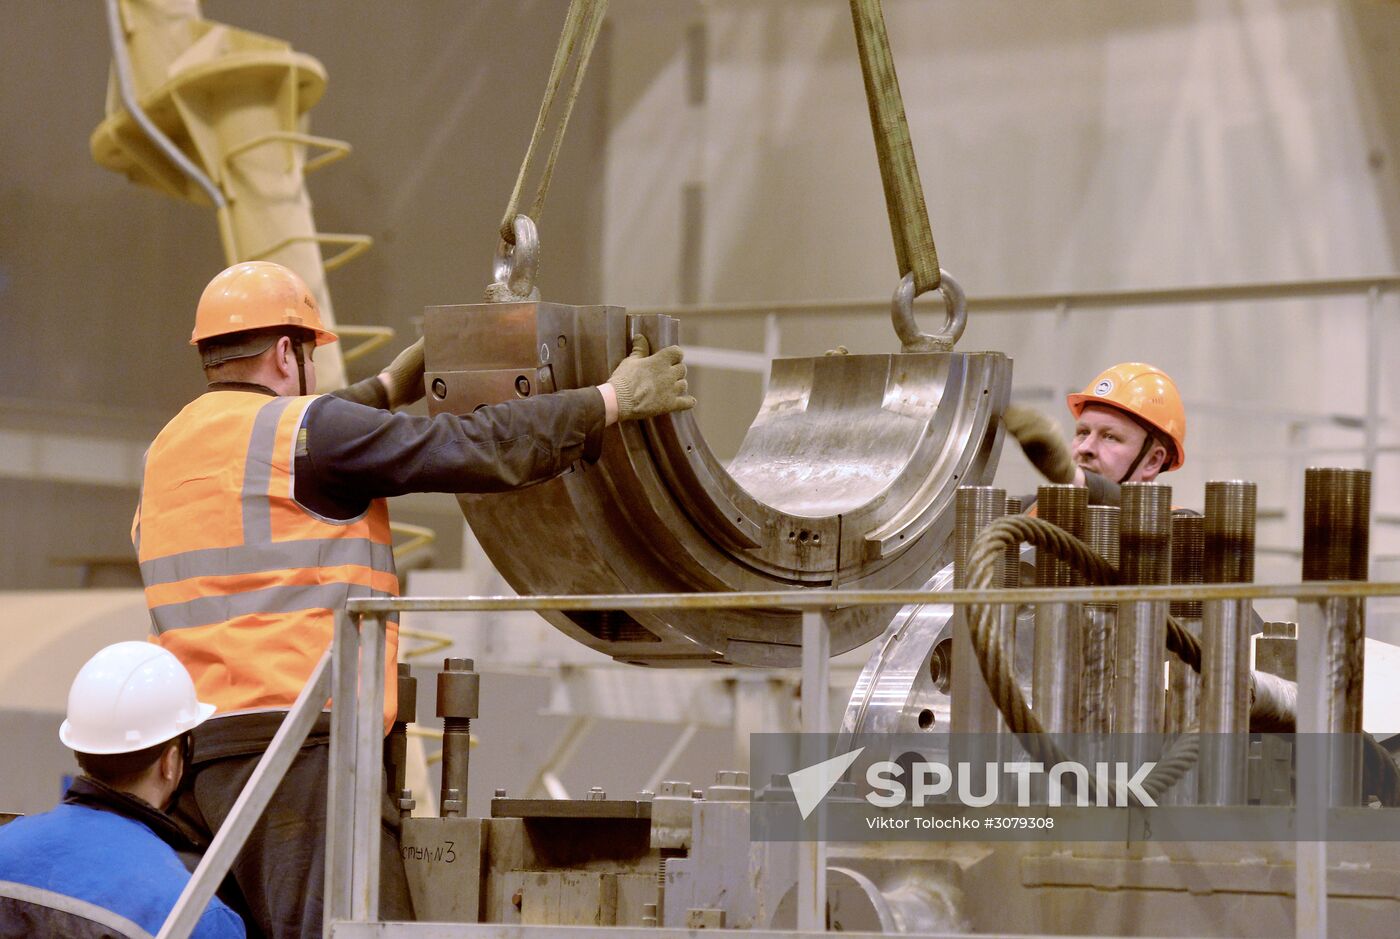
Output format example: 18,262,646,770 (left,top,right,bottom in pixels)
841,563,958,740
771,864,966,933
423,300,1012,666
840,551,1035,740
